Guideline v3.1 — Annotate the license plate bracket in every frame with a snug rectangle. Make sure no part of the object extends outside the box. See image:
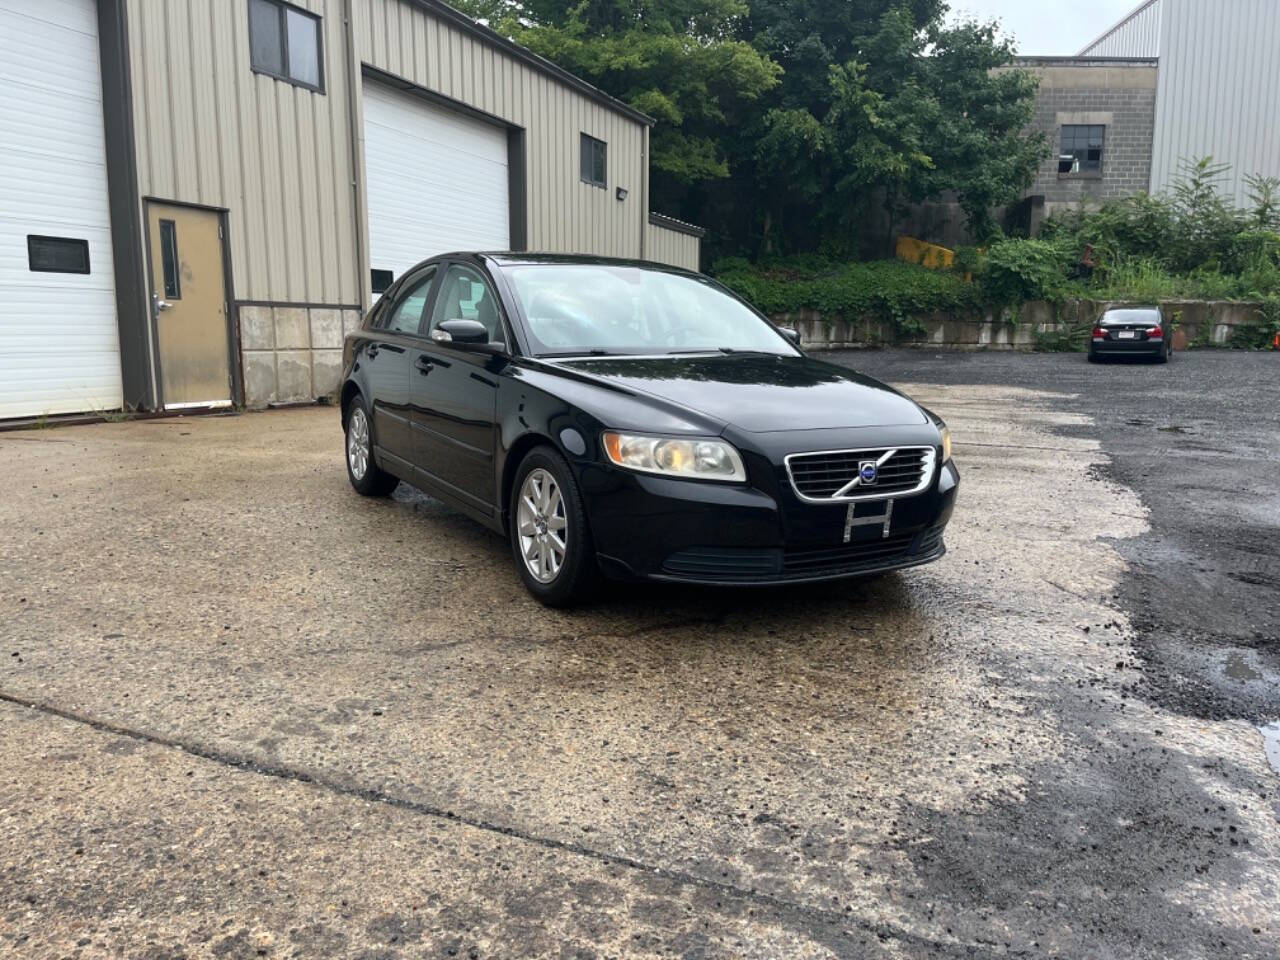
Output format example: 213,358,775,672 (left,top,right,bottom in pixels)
844,499,894,543
1117,330,1137,339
